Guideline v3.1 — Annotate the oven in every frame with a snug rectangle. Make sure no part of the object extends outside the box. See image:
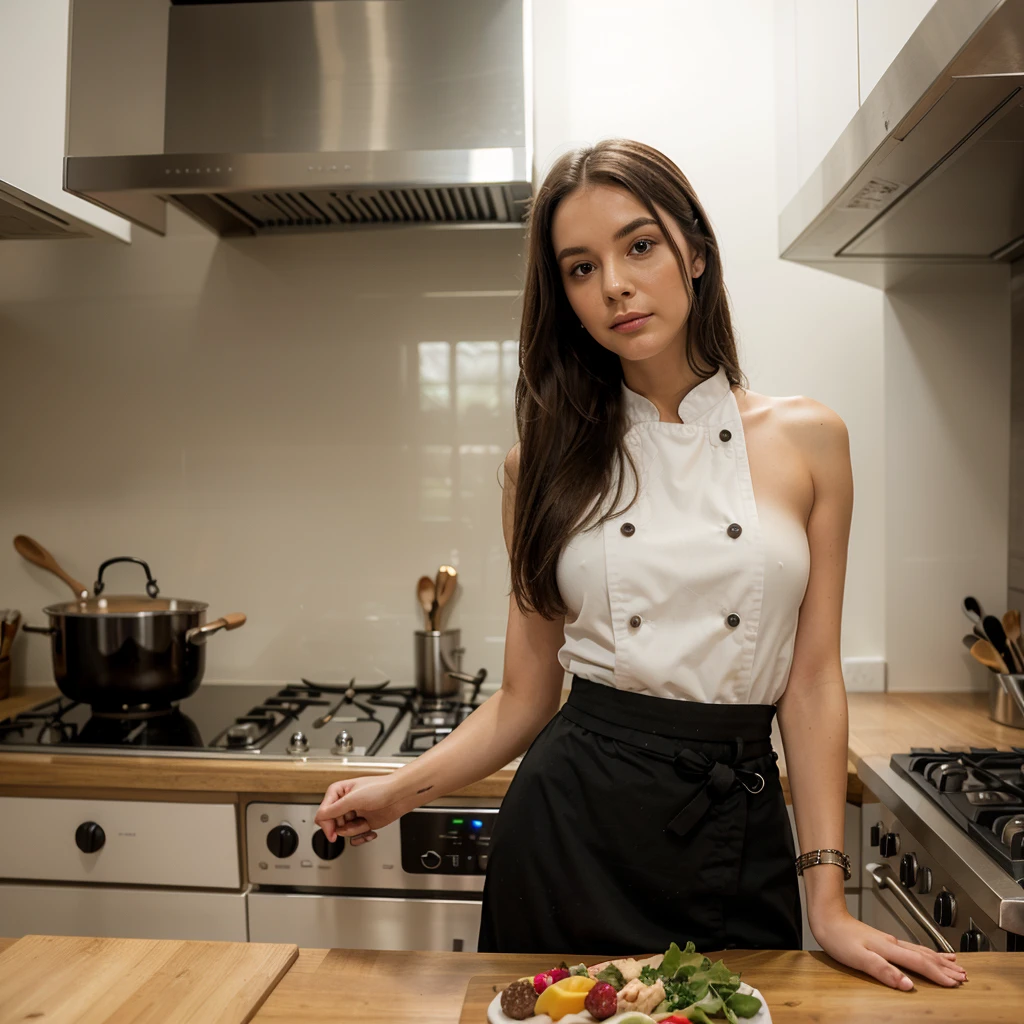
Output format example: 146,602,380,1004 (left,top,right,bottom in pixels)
245,798,499,951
